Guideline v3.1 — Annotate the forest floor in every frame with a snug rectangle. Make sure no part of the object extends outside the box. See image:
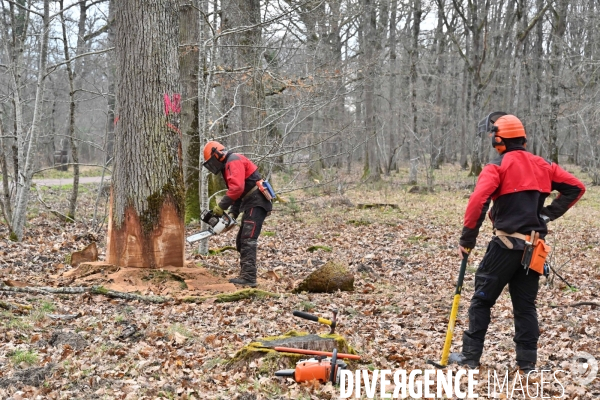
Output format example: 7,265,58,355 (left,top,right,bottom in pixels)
1,165,599,399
